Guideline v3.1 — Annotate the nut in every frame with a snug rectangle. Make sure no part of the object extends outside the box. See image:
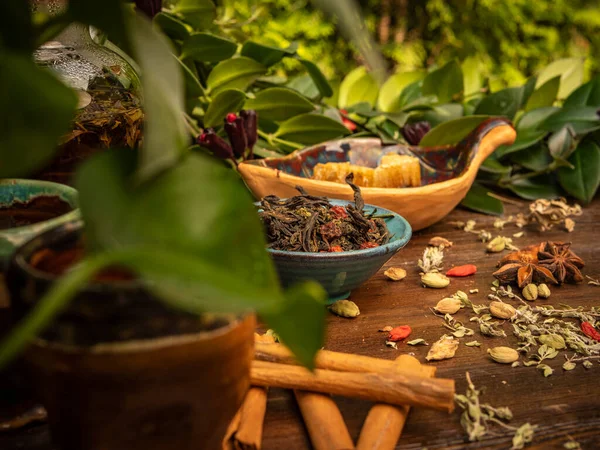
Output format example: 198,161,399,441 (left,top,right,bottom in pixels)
489,301,517,319
421,272,450,288
328,300,360,318
384,267,407,281
522,284,538,301
487,236,506,253
434,297,462,314
488,346,519,364
537,283,551,299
